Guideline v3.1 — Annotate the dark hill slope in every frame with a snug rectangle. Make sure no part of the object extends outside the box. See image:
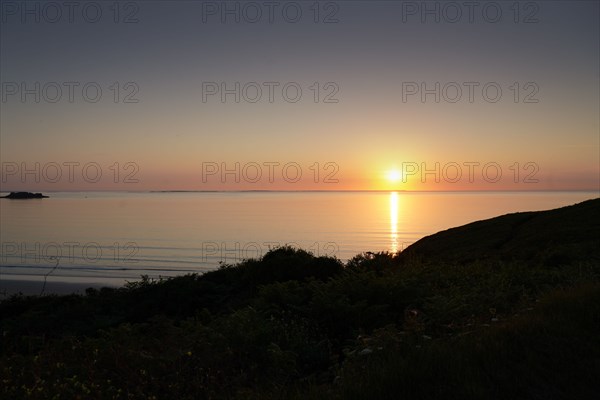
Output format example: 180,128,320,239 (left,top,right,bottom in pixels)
399,198,600,265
